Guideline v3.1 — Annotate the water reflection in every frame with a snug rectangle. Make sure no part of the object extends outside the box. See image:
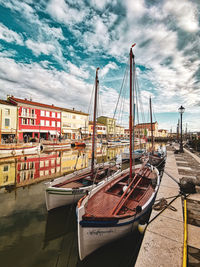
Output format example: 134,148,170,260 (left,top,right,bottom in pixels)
0,143,166,190
0,145,130,190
